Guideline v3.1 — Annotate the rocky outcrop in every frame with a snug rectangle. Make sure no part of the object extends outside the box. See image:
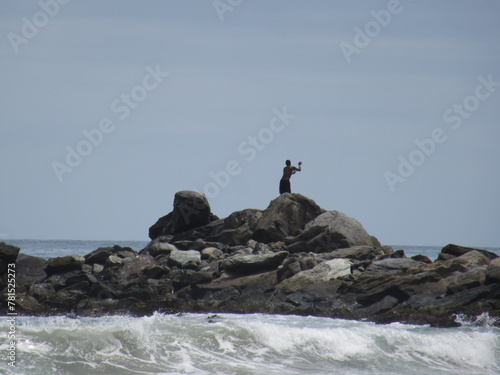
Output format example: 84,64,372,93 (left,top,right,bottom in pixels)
1,192,498,327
